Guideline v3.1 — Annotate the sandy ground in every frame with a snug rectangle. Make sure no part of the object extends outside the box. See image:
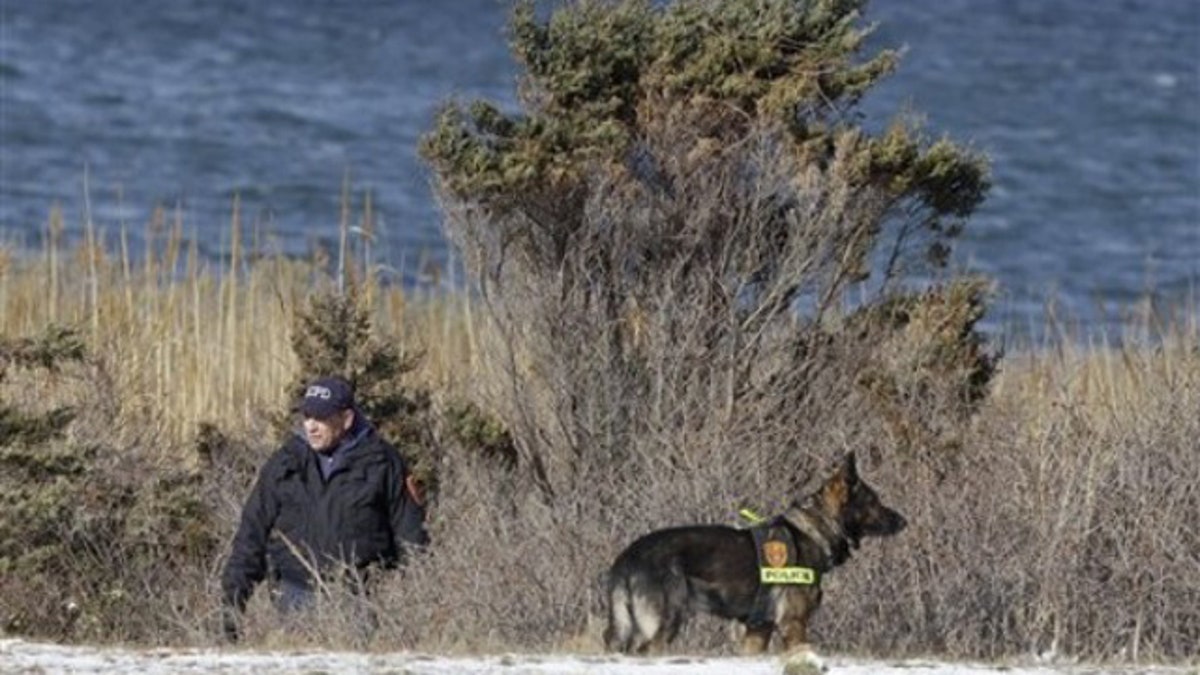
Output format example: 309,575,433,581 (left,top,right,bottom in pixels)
1,639,1195,675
